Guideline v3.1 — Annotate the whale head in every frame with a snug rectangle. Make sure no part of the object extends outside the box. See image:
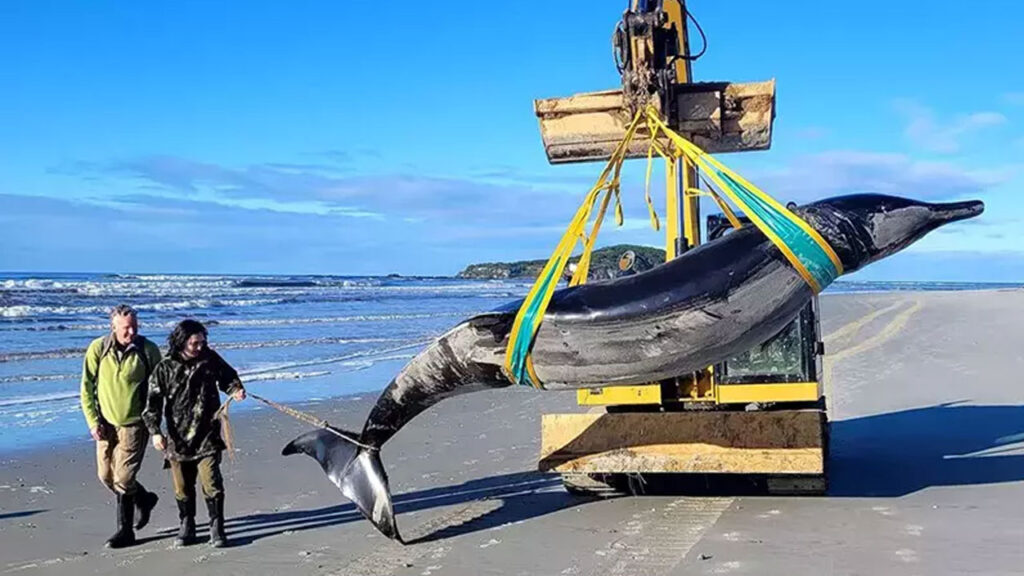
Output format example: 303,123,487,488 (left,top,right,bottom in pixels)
796,194,984,274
